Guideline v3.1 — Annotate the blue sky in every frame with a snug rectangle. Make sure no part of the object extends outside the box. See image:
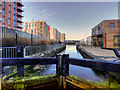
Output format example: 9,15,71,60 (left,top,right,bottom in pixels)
22,2,118,40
